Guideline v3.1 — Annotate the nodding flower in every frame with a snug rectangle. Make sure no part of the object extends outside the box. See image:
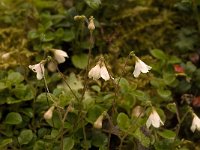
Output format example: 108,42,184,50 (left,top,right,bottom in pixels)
88,58,110,81
133,56,151,78
29,63,45,80
191,113,200,132
53,49,69,64
146,108,164,129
